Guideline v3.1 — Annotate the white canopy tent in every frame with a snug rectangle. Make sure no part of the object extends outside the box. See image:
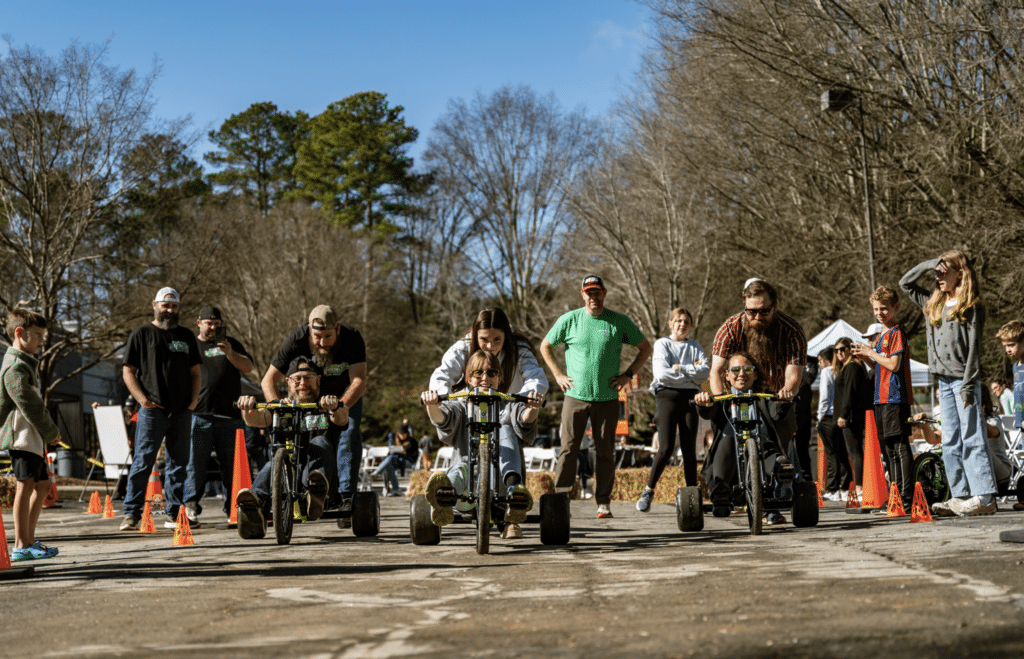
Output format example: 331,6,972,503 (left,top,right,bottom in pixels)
807,319,932,395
